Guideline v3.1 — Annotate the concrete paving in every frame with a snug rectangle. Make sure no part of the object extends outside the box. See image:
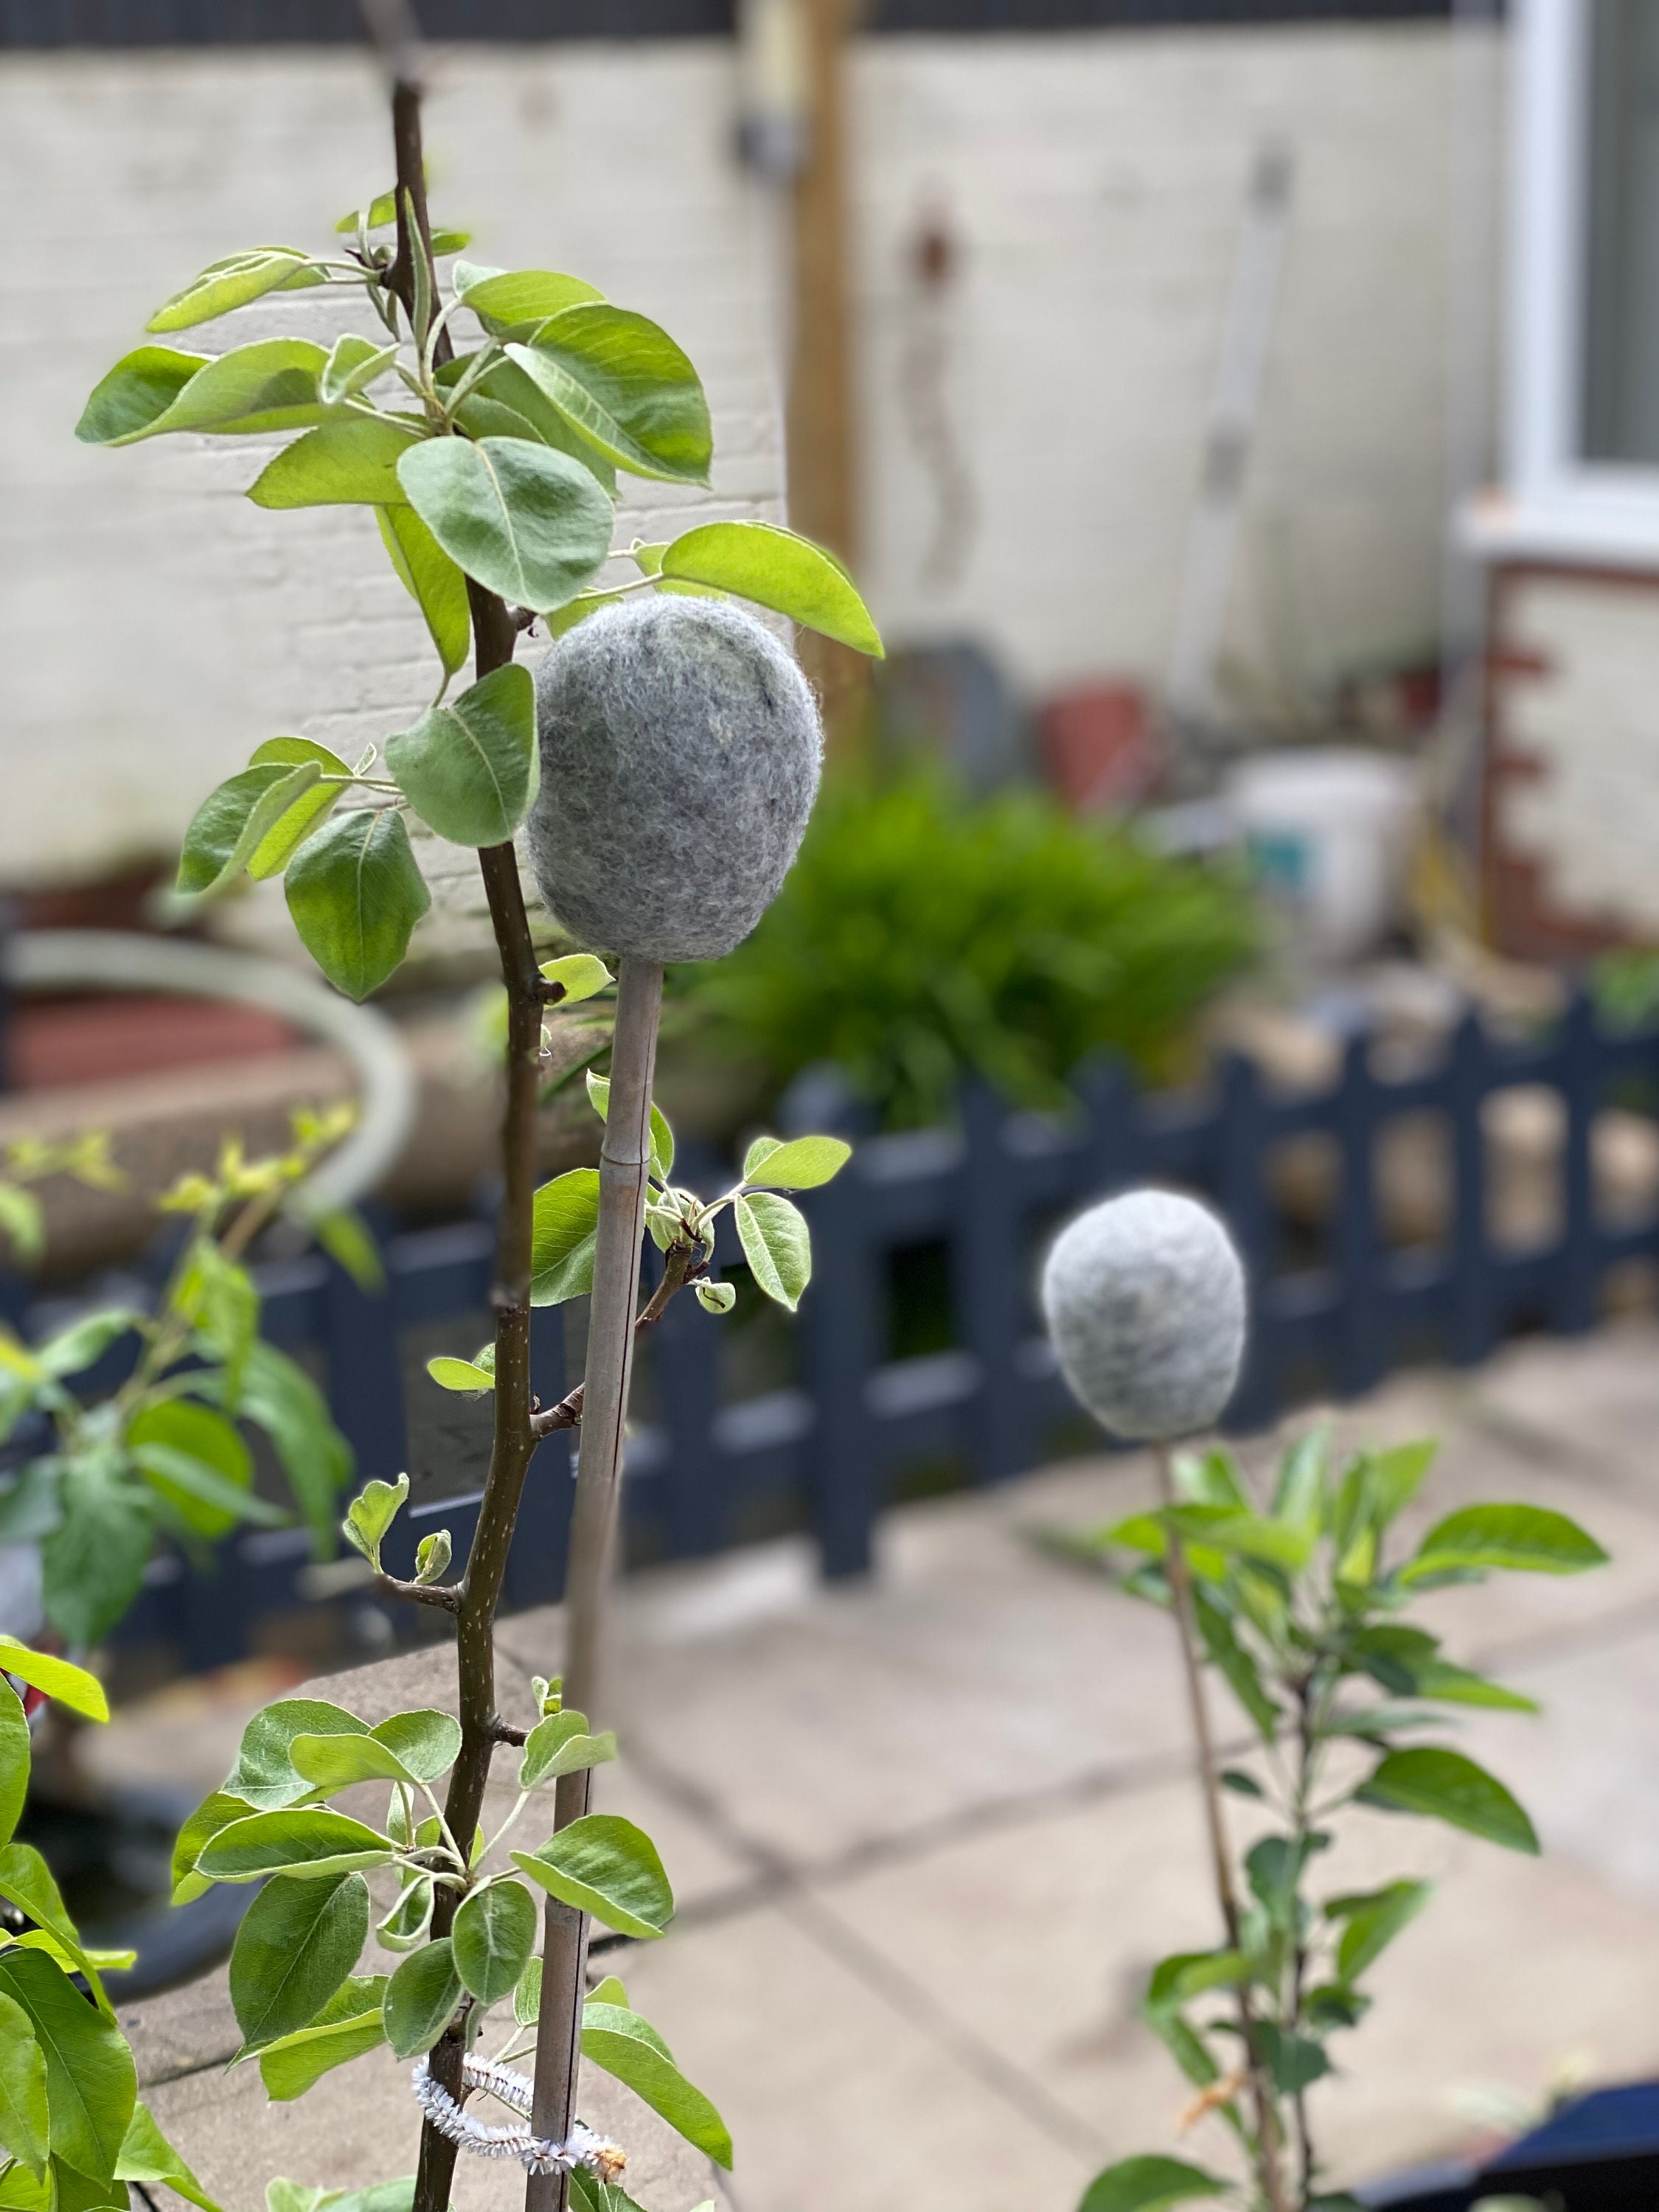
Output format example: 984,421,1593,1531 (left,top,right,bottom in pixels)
114,1318,1659,2212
